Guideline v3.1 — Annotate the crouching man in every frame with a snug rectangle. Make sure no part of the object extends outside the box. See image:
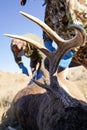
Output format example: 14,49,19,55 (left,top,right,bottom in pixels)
11,34,43,81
